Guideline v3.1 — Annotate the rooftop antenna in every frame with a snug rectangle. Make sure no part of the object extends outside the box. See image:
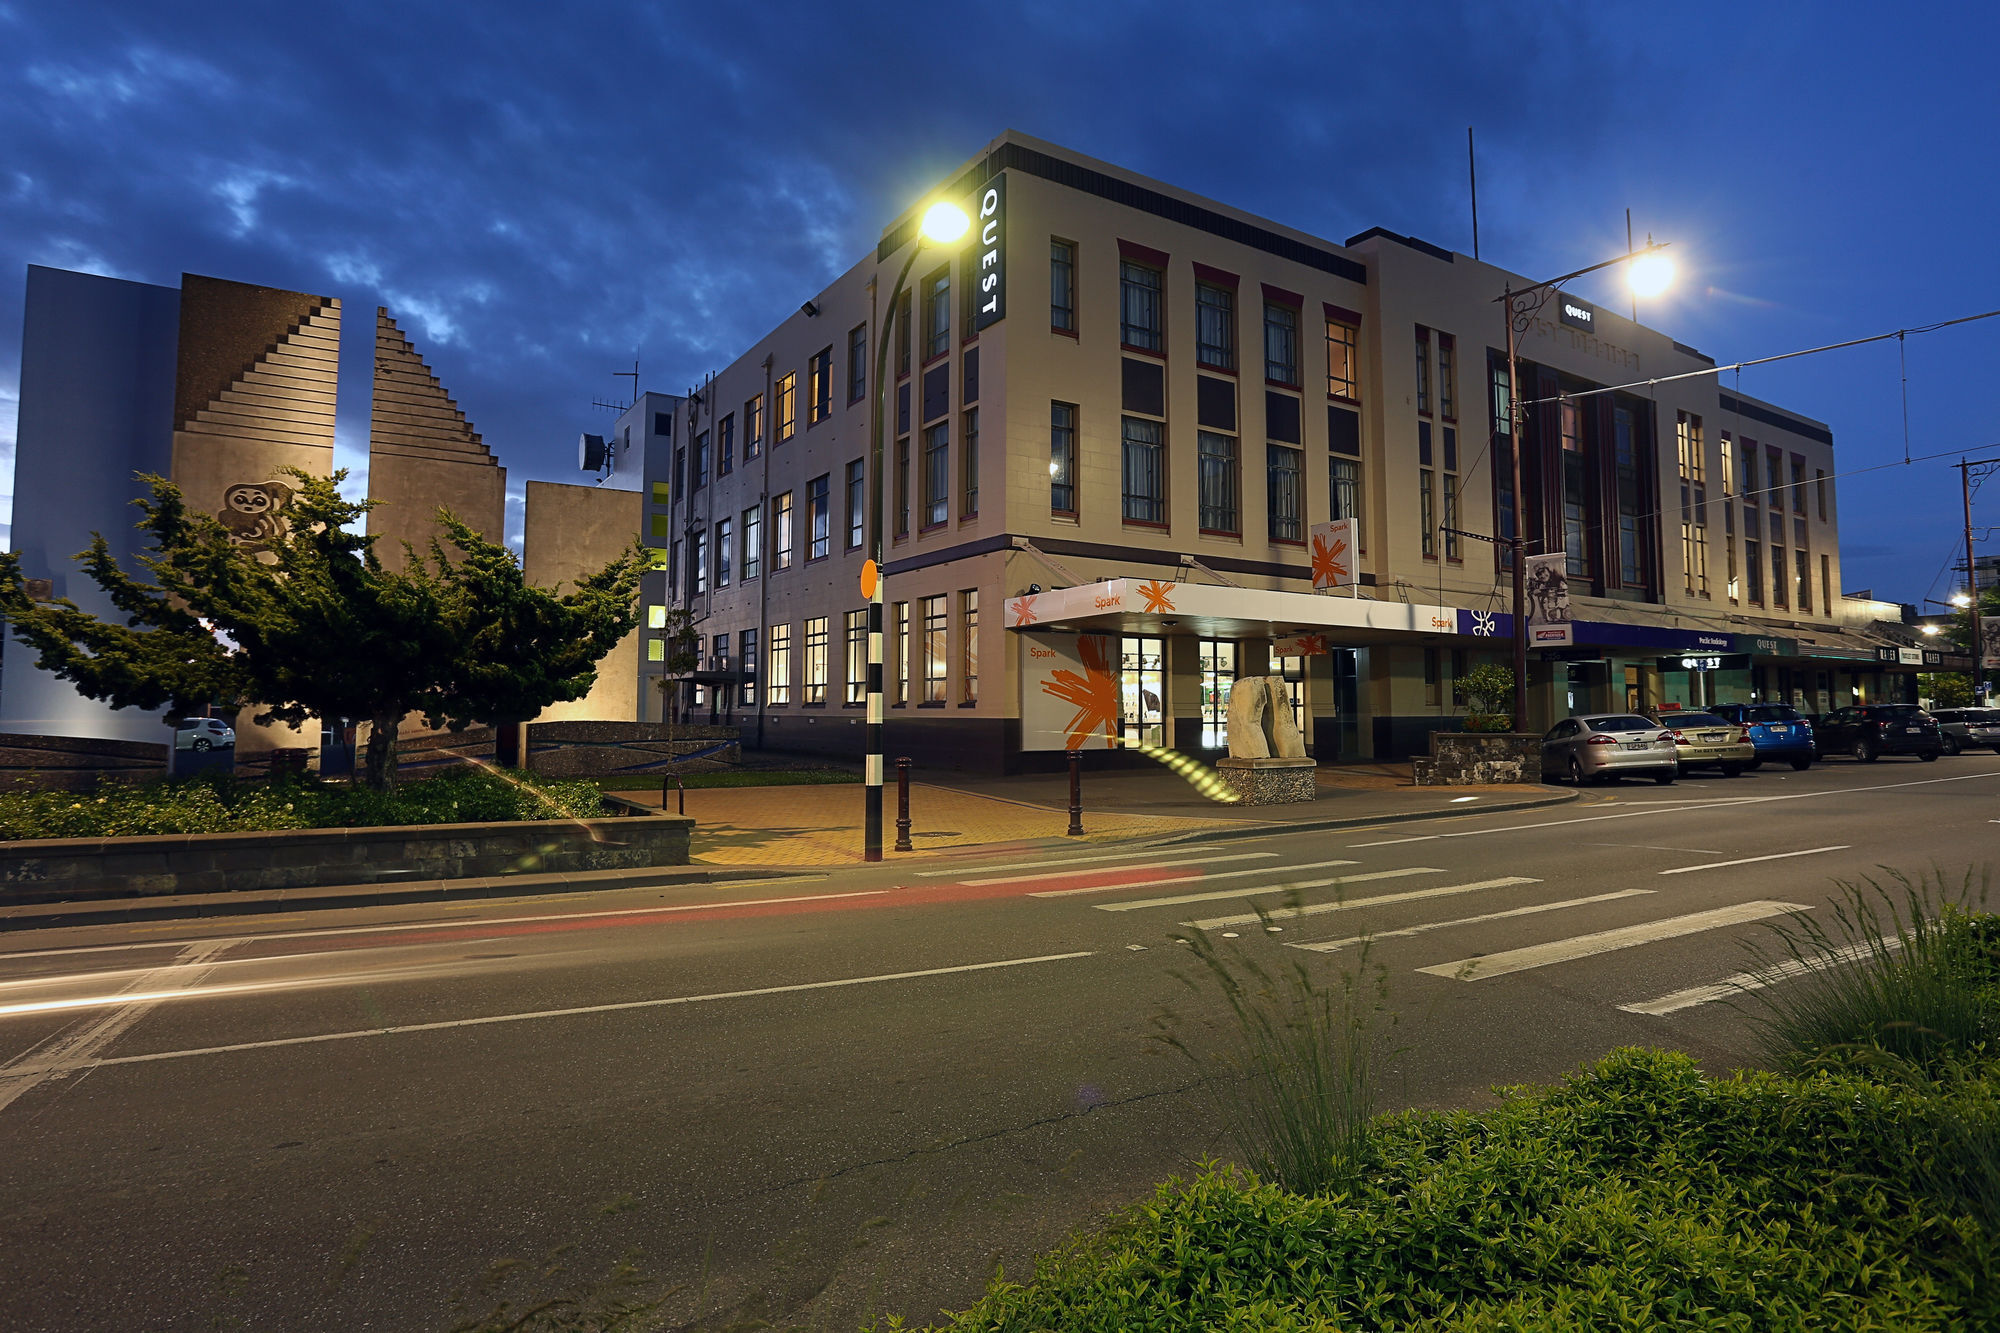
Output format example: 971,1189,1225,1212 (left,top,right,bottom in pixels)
1467,127,1479,260
592,354,640,413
